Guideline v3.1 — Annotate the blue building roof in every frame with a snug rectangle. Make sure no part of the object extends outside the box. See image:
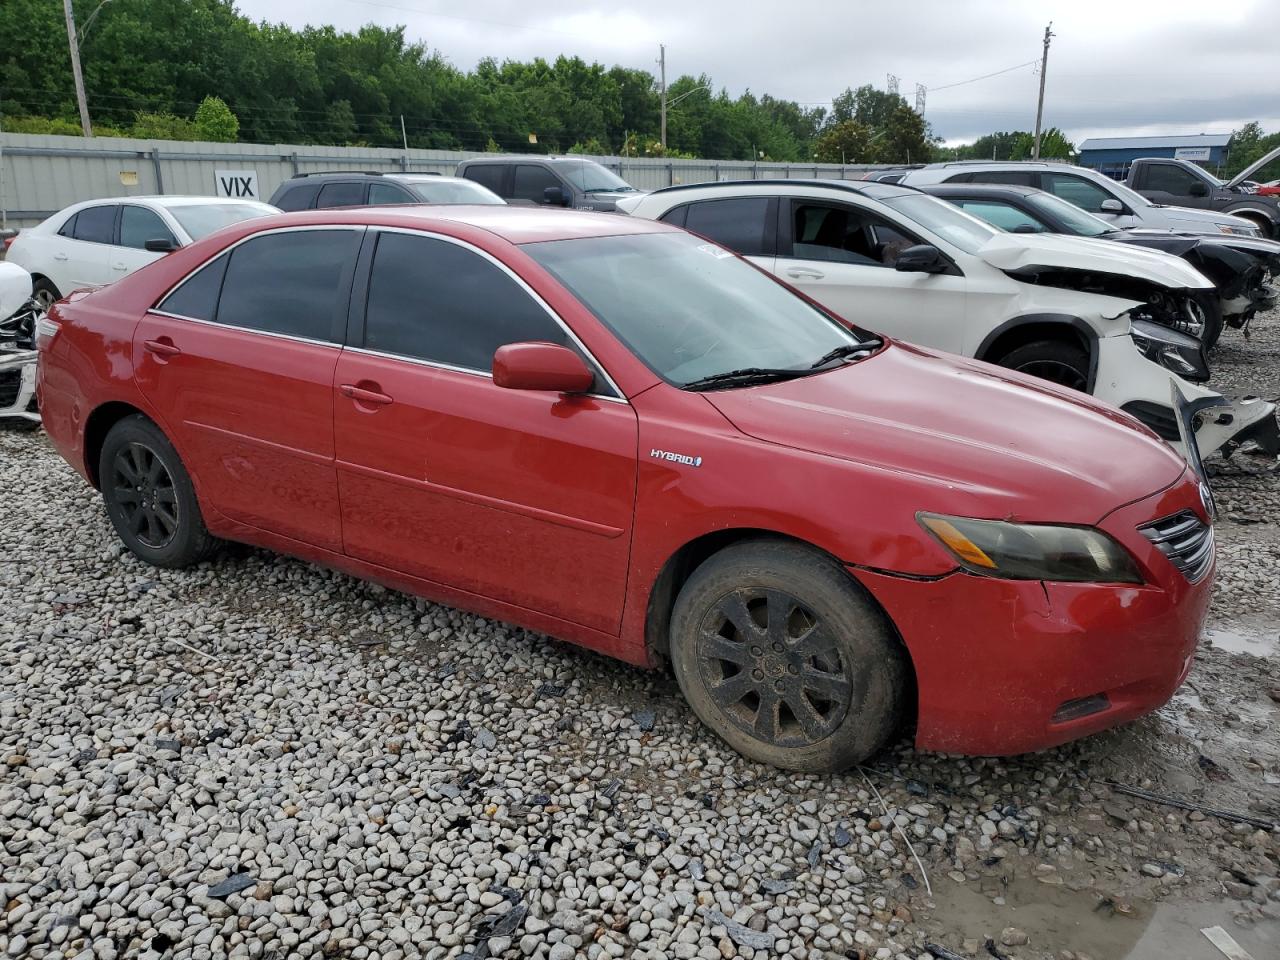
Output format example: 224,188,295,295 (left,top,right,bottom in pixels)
1078,134,1232,151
